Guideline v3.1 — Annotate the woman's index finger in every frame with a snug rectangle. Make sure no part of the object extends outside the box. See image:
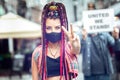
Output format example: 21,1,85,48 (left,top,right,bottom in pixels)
70,24,74,38
62,26,68,36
